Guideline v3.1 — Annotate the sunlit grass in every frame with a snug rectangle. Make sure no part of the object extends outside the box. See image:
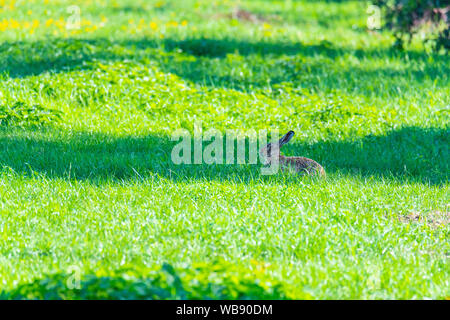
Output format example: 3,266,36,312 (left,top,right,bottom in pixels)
0,0,448,299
